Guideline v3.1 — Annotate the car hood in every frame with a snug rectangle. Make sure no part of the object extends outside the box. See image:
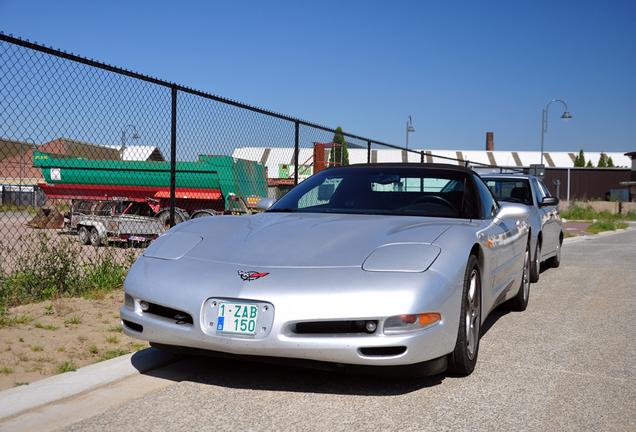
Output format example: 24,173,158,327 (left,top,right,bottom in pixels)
144,212,460,268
